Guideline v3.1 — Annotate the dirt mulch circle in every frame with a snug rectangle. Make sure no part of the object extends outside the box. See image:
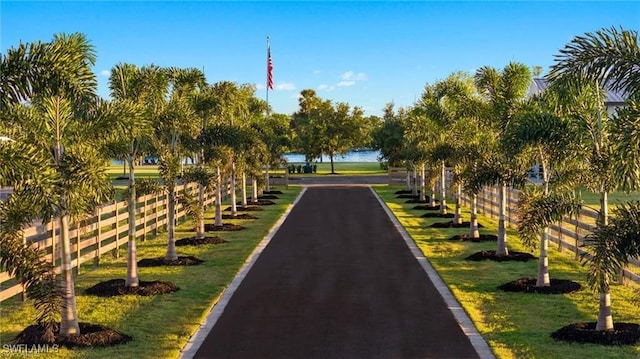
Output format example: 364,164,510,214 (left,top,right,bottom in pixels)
396,194,419,199
84,279,179,297
498,277,582,294
241,199,276,206
263,190,283,194
405,199,433,204
413,204,446,210
465,250,537,262
225,206,263,212
430,221,484,229
395,190,413,194
448,234,497,242
176,236,228,246
137,255,204,267
222,213,258,220
421,213,455,218
205,223,245,232
551,322,640,345
11,322,132,348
